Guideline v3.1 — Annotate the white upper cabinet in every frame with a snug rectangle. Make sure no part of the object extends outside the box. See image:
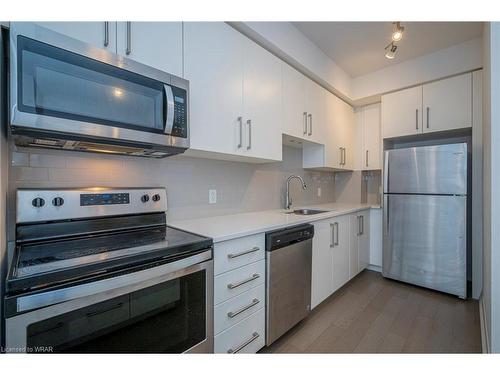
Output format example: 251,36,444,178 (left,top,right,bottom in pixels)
282,63,308,139
360,103,382,170
381,85,422,139
184,22,281,162
422,73,472,133
35,22,117,52
326,92,355,170
382,73,473,139
242,37,282,161
116,22,183,77
282,63,326,143
184,22,245,158
305,80,327,144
